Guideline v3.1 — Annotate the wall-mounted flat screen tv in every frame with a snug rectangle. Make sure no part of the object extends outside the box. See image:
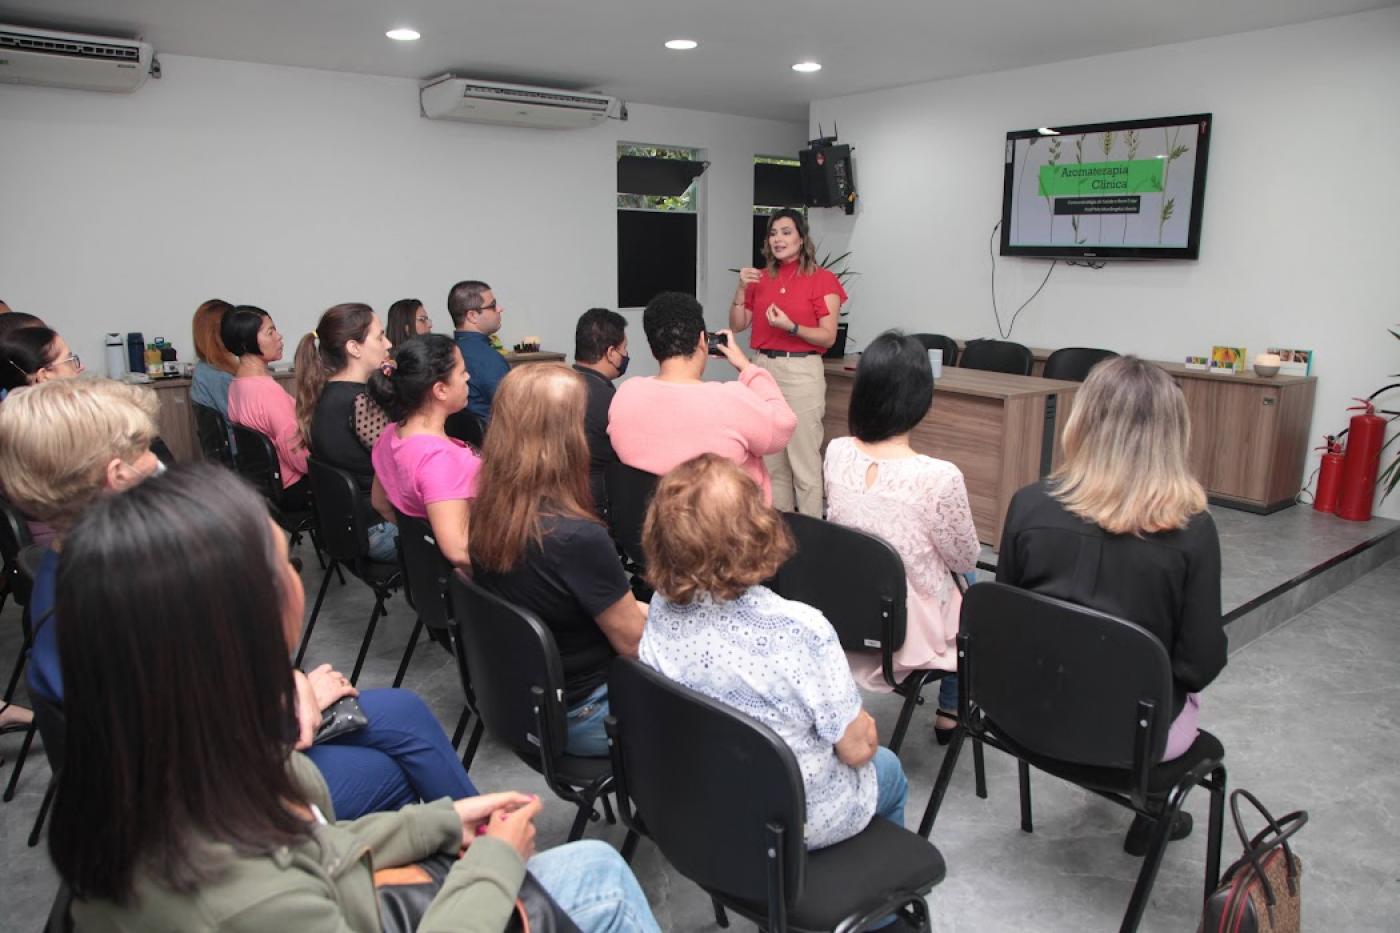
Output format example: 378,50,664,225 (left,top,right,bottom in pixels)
1001,113,1211,260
